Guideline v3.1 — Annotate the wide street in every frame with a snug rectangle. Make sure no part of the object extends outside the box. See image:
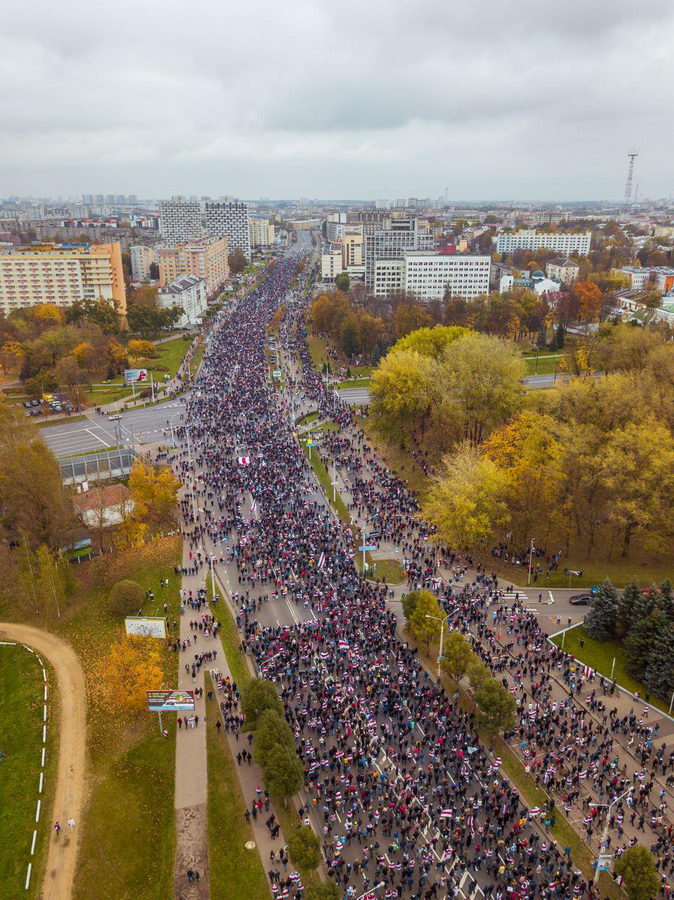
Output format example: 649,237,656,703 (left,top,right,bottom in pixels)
40,396,188,458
